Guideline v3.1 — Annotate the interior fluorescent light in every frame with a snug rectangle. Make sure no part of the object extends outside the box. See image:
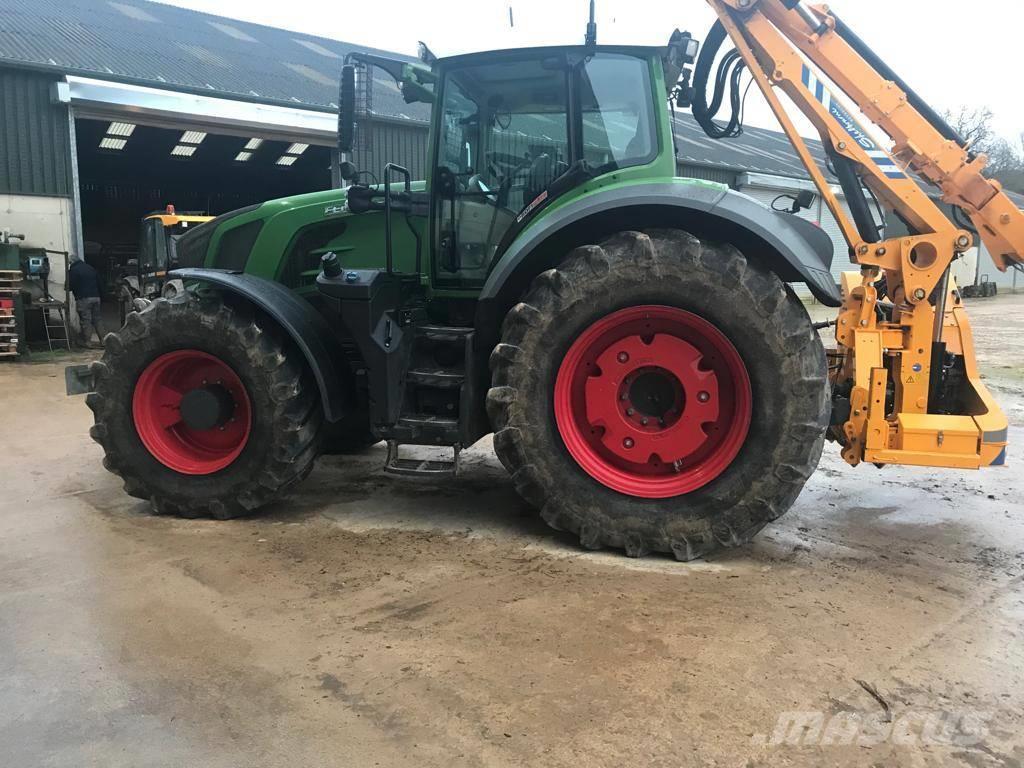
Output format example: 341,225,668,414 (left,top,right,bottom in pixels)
234,151,253,162
106,122,135,137
244,138,263,150
285,142,309,155
275,155,297,166
171,145,197,157
179,131,207,145
99,137,127,150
